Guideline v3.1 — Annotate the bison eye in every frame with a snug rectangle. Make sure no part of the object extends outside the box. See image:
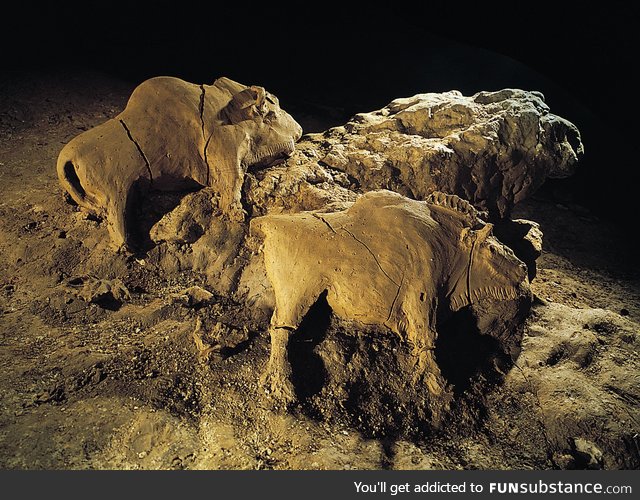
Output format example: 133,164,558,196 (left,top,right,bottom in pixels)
251,103,267,118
